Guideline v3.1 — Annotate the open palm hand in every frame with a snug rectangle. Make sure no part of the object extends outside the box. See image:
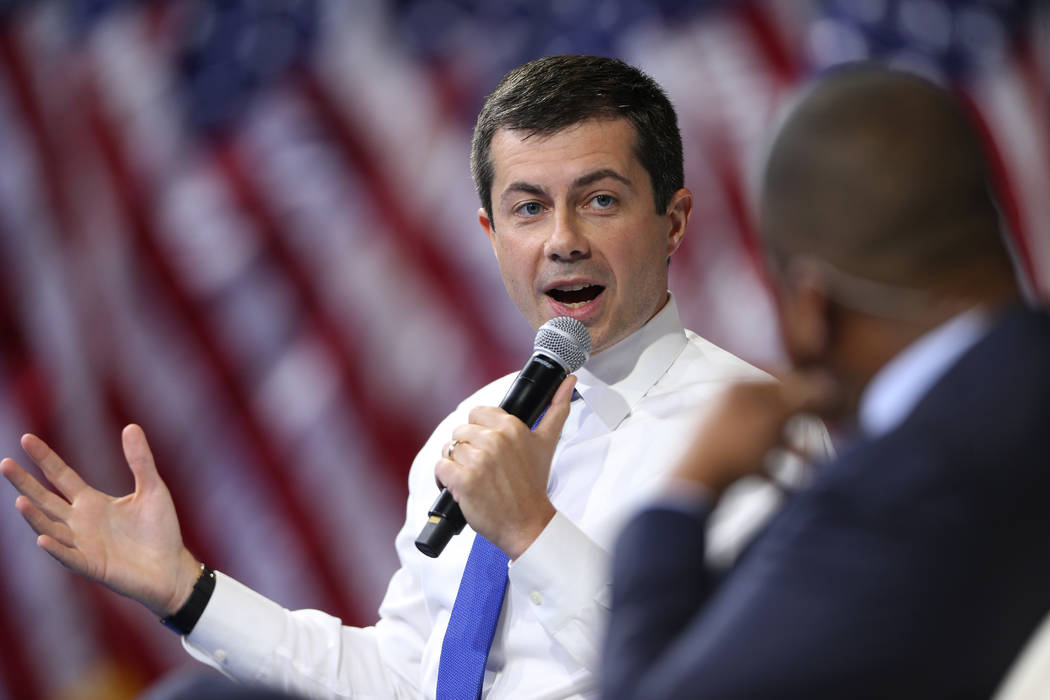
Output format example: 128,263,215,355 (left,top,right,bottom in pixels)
1,424,199,616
